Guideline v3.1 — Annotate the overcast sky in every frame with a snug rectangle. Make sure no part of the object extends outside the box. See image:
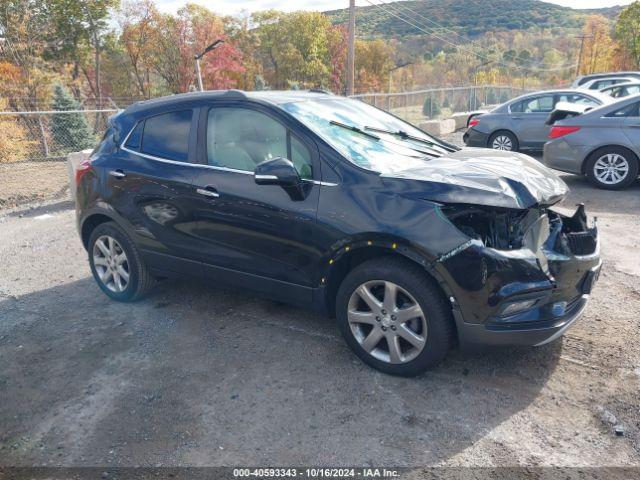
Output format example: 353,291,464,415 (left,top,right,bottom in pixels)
155,0,634,15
